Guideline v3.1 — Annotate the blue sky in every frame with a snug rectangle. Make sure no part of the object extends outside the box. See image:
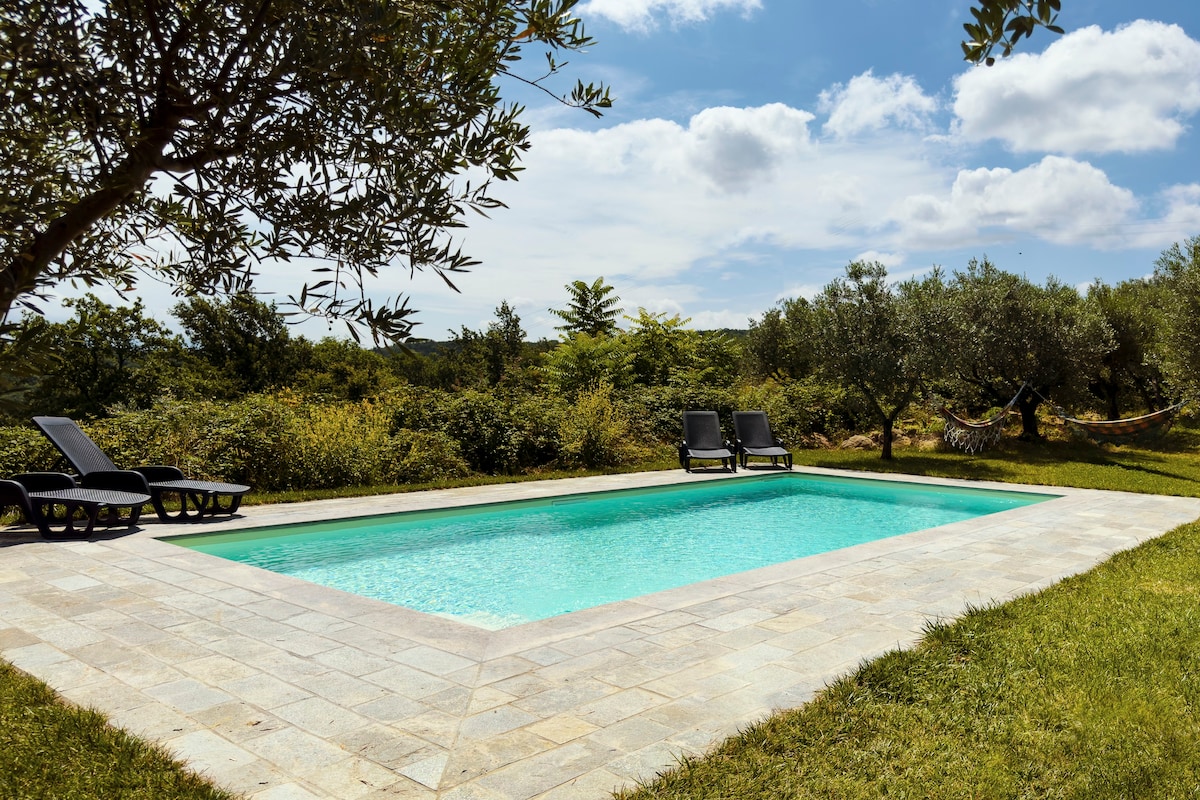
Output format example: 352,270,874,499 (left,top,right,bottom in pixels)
68,0,1200,342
